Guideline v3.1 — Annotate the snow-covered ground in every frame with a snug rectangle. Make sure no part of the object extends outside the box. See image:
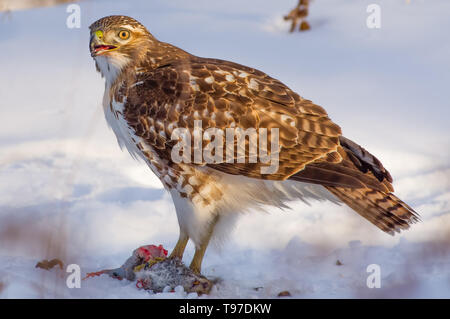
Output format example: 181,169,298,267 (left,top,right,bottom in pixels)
0,0,449,298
